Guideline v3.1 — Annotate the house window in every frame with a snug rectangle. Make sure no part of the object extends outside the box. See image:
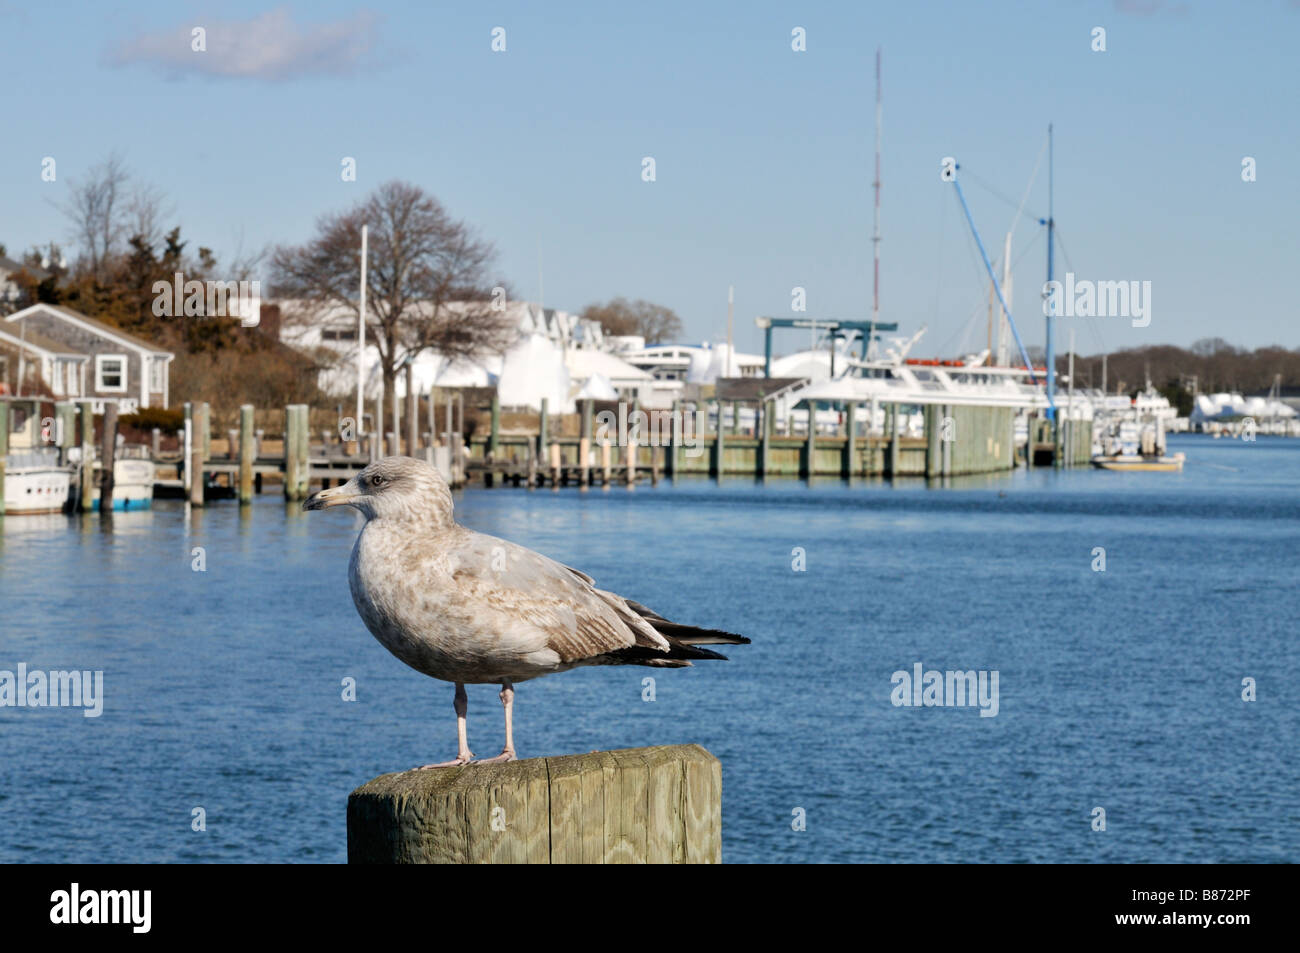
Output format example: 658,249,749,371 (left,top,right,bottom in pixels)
49,360,62,395
149,357,165,392
65,362,80,396
96,354,127,392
